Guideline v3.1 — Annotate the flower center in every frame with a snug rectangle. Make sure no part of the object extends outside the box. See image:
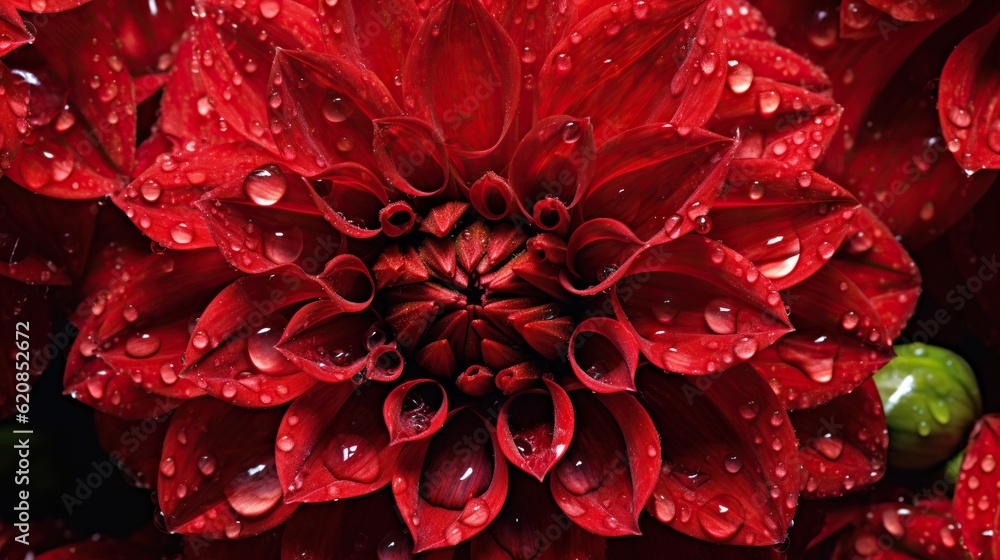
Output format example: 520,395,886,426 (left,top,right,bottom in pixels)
371,203,575,396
